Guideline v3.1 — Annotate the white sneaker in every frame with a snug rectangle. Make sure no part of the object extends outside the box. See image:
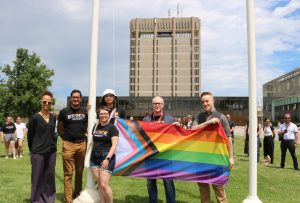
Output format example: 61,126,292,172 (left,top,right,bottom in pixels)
20,155,23,158
13,157,16,159
5,156,8,159
16,155,19,158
